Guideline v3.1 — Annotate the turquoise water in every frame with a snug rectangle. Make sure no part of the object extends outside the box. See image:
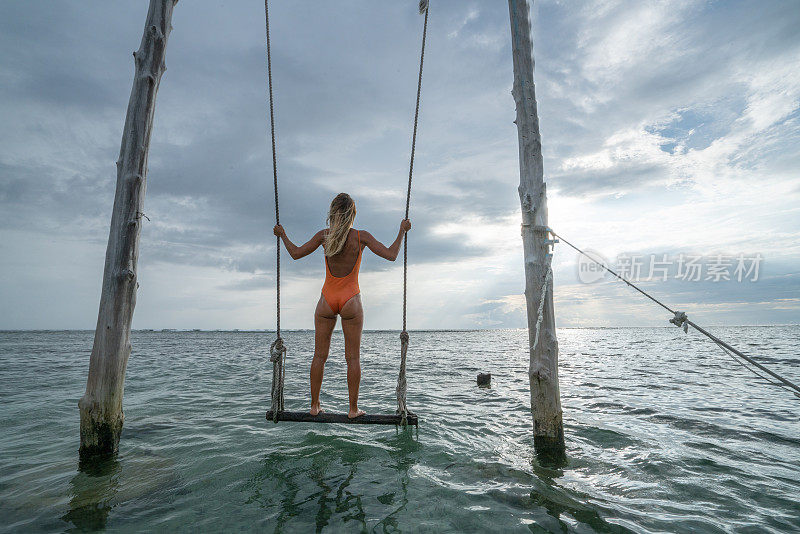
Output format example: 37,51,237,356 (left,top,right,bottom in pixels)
1,327,798,532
